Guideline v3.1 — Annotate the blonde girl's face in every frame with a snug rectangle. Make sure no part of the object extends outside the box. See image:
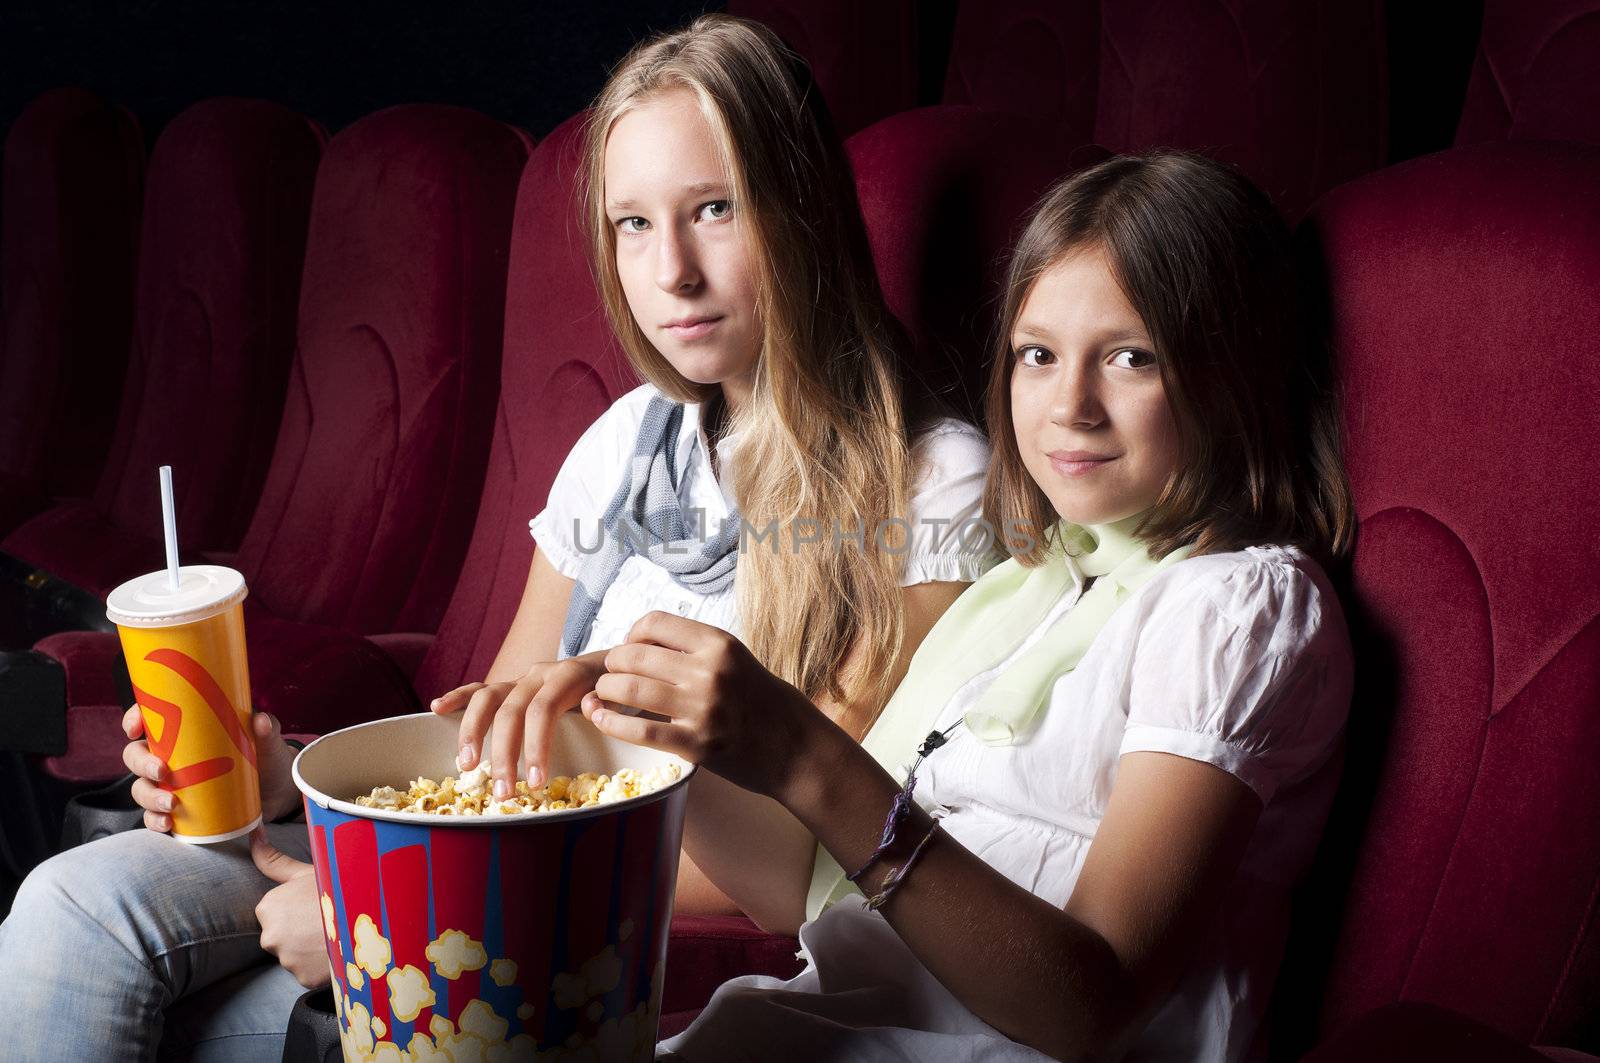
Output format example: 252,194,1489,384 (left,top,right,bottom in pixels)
1009,245,1181,527
603,88,761,395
